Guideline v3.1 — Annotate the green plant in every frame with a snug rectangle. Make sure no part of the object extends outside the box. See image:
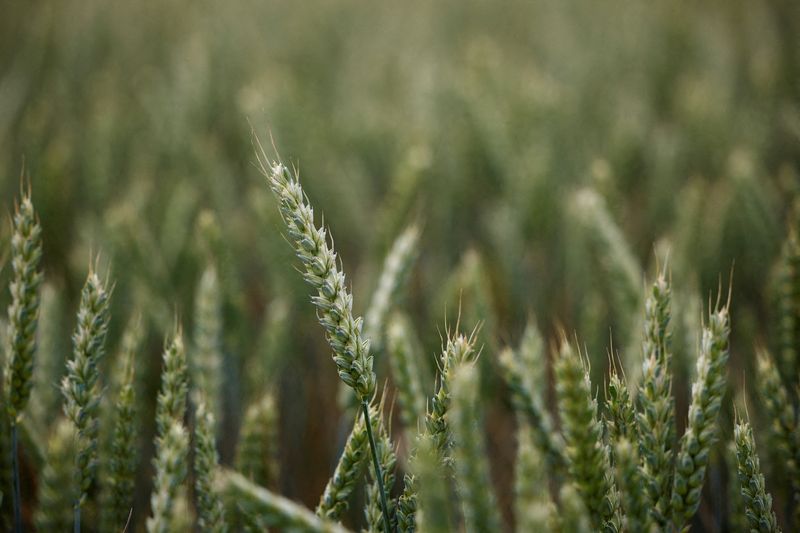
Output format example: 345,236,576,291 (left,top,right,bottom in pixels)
61,268,111,532
194,398,227,533
734,417,781,533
